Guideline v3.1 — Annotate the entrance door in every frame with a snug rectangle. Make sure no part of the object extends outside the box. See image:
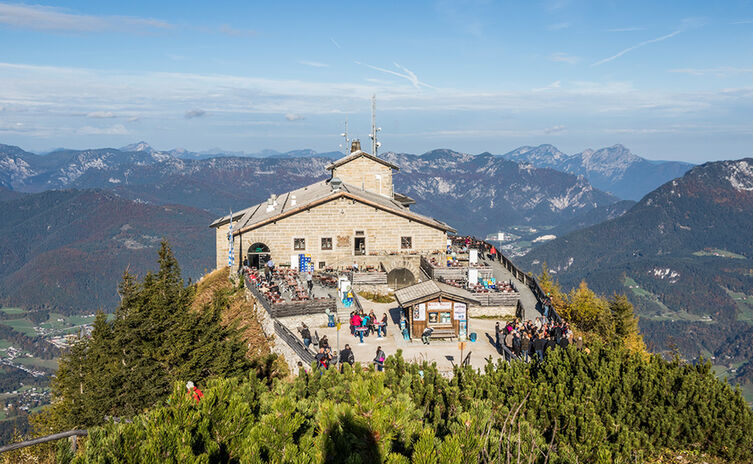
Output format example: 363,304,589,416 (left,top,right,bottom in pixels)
354,237,366,256
247,243,270,269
